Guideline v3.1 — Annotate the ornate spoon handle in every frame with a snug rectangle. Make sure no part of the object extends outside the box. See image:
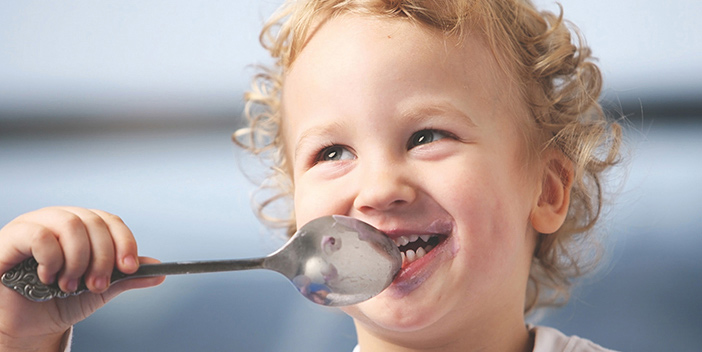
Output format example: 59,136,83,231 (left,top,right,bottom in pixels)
2,256,266,302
